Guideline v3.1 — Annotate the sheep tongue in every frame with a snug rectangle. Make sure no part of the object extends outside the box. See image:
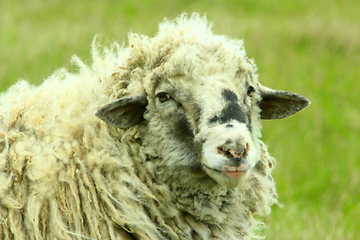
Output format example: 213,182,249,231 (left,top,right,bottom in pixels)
224,171,245,179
